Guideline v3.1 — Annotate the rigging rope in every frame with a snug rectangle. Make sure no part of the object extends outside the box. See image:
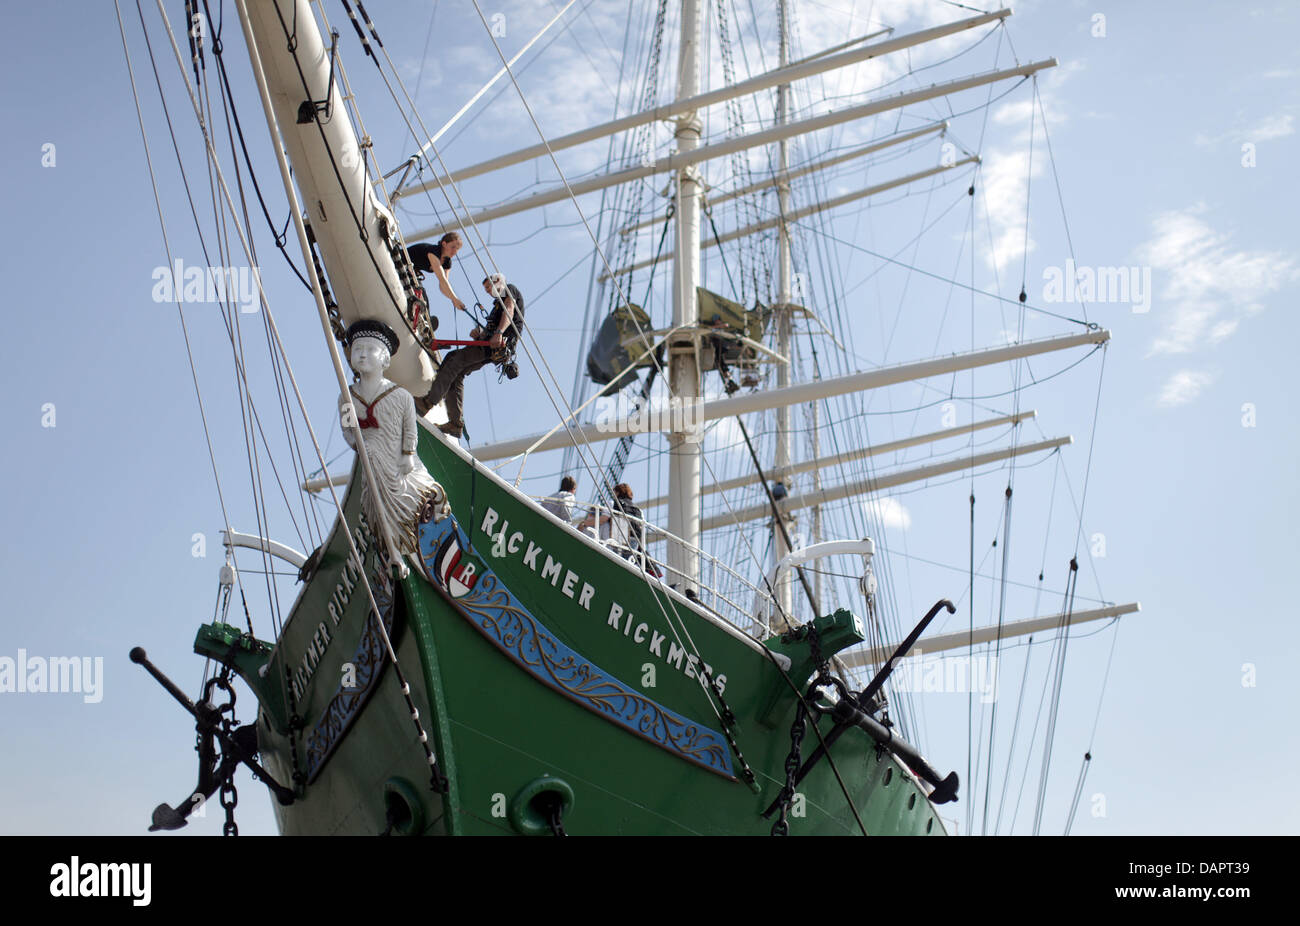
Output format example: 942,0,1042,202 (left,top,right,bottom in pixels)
201,14,290,636
117,0,258,634
436,0,888,828
147,0,447,789
1063,750,1091,835
1031,555,1079,835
